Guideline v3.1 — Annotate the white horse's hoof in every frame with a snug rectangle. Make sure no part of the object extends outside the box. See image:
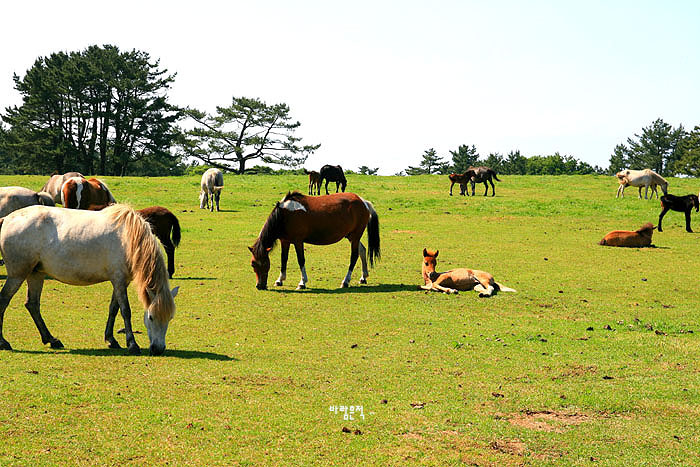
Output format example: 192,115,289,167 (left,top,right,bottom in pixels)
296,284,306,290
274,281,283,286
359,278,367,284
